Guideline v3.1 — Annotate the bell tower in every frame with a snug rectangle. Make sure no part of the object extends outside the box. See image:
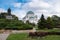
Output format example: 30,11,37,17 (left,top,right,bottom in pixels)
7,8,11,15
